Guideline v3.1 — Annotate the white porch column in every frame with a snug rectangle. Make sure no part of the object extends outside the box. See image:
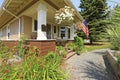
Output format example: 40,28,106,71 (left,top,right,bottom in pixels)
37,3,47,40
70,25,76,40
